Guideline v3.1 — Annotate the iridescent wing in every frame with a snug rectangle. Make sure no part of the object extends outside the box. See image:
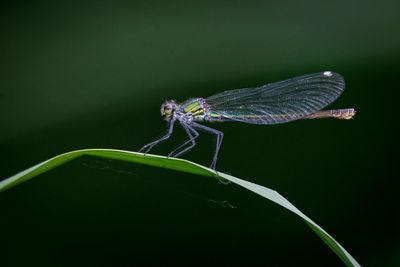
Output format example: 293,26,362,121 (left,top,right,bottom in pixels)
205,71,345,124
